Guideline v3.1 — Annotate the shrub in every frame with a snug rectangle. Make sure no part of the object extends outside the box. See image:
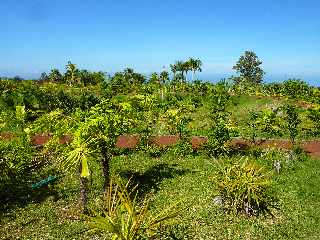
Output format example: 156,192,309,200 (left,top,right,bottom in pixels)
206,82,231,155
283,79,310,99
214,158,274,216
0,140,35,194
87,177,182,240
307,107,320,136
282,104,301,145
254,108,283,139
